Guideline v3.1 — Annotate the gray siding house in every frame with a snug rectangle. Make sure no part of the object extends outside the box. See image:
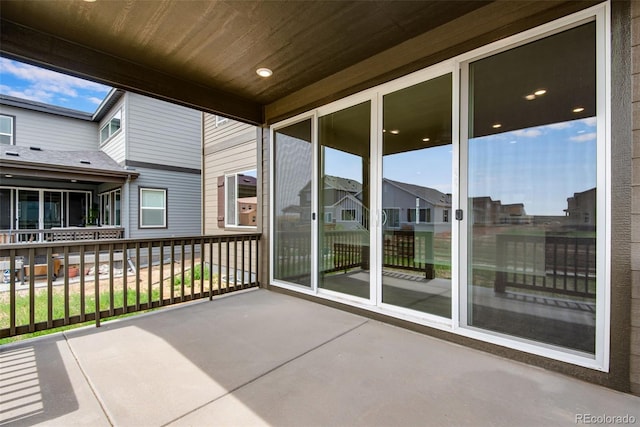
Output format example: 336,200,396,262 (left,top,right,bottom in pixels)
0,90,201,241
